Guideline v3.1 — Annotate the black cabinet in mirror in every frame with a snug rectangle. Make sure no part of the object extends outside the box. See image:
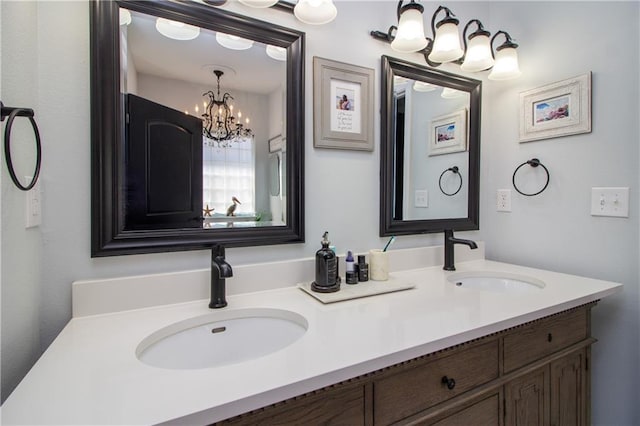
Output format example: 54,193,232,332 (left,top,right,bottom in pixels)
91,0,305,256
379,55,481,237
